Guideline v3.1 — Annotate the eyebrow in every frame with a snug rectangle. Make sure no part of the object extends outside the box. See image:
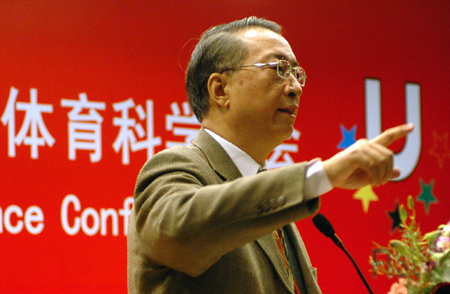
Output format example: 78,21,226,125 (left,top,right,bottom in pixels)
268,53,300,67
